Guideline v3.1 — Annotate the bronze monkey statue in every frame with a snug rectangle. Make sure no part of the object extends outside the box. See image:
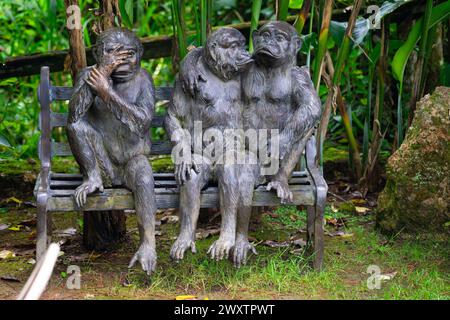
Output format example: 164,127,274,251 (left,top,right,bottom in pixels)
67,28,157,275
165,27,257,263
179,21,322,267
